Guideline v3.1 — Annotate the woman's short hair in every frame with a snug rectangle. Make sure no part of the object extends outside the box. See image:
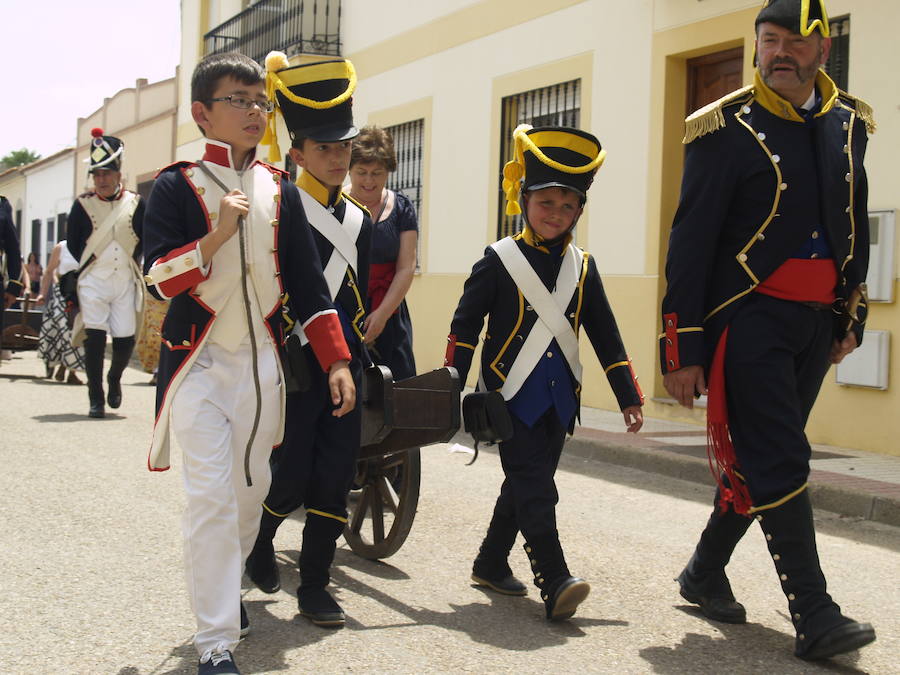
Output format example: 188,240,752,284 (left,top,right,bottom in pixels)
350,125,397,172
